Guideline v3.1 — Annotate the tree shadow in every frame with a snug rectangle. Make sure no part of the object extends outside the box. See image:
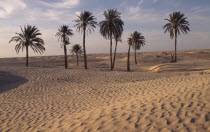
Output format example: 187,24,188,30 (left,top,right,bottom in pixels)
0,72,28,94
